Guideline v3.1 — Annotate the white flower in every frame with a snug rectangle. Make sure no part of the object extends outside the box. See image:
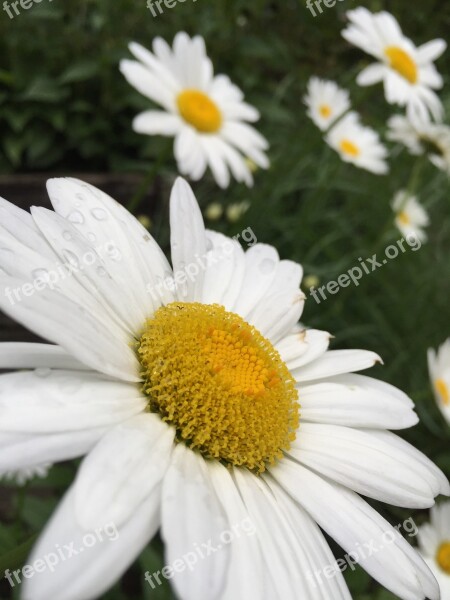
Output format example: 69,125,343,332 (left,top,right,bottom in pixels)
342,8,446,122
388,114,450,174
391,190,429,242
418,501,450,598
2,463,51,486
428,339,450,425
119,33,269,188
325,111,389,174
304,77,351,131
0,177,447,600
